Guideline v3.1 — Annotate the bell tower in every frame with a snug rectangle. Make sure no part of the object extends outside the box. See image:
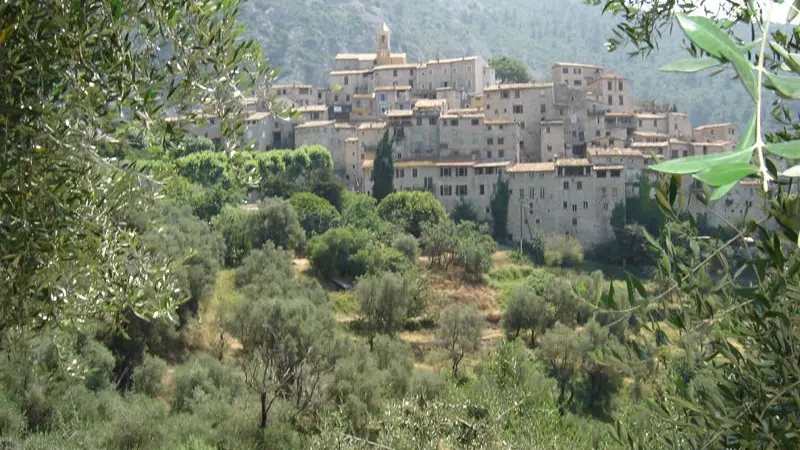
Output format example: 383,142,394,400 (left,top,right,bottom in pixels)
376,22,391,66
